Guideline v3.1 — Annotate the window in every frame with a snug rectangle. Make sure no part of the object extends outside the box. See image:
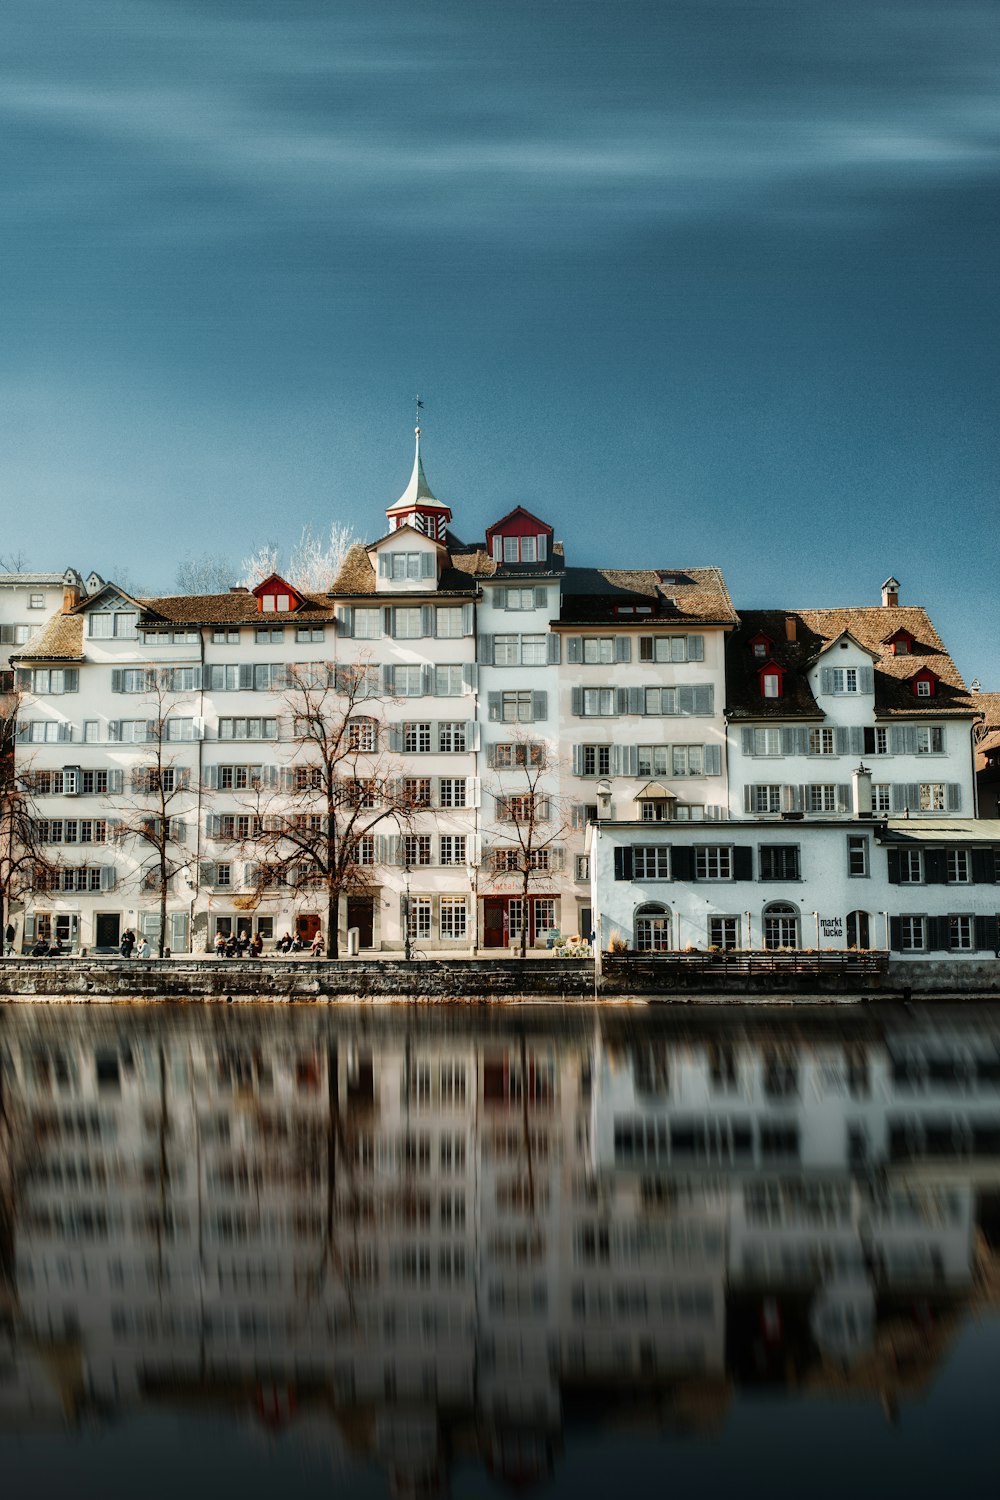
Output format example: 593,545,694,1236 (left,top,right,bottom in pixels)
583,688,615,716
751,785,781,814
898,849,922,883
582,637,615,664
581,744,611,776
640,800,672,822
872,782,891,814
255,626,284,643
494,741,544,767
394,664,423,696
949,915,973,950
864,726,889,755
575,854,590,881
385,551,430,581
919,783,946,811
831,668,858,693
763,903,799,949
848,836,869,877
218,764,265,790
212,629,241,644
354,835,375,866
438,721,467,753
634,845,671,879
435,606,464,637
759,845,800,880
206,664,240,691
89,610,137,639
916,679,932,698
750,729,782,757
402,778,431,807
164,717,196,741
635,904,671,951
353,608,381,639
438,778,466,808
501,691,534,723
440,898,467,940
348,718,376,752
497,793,548,822
439,835,467,865
218,717,277,740
521,634,547,666
406,896,432,939
110,721,145,743
296,625,325,642
434,665,464,696
402,835,432,866
709,916,740,950
495,533,547,563
503,587,543,611
115,667,152,693
493,849,521,872
808,784,837,812
808,727,835,755
404,721,431,753
915,727,944,754
946,850,969,883
29,592,45,608
695,846,732,880
638,635,704,663
493,634,519,666
900,916,925,952
762,672,781,699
